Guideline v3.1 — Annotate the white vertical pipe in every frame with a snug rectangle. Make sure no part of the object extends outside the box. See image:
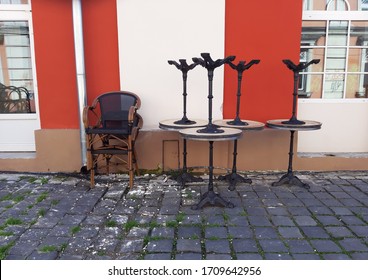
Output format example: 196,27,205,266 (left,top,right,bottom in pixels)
72,0,87,167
